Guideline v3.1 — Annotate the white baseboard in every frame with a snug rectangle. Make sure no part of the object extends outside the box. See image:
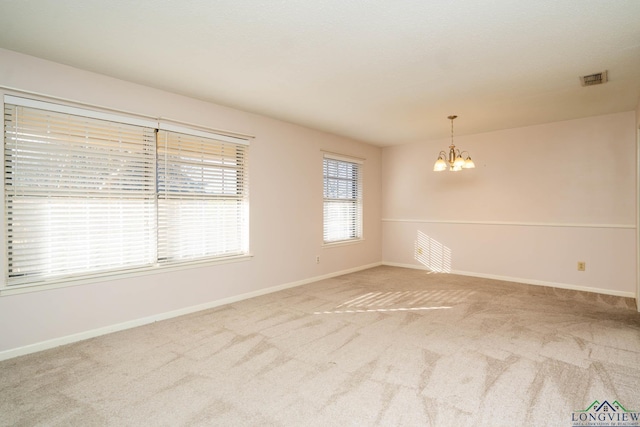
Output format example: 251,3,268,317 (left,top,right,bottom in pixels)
0,262,382,362
382,262,636,299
